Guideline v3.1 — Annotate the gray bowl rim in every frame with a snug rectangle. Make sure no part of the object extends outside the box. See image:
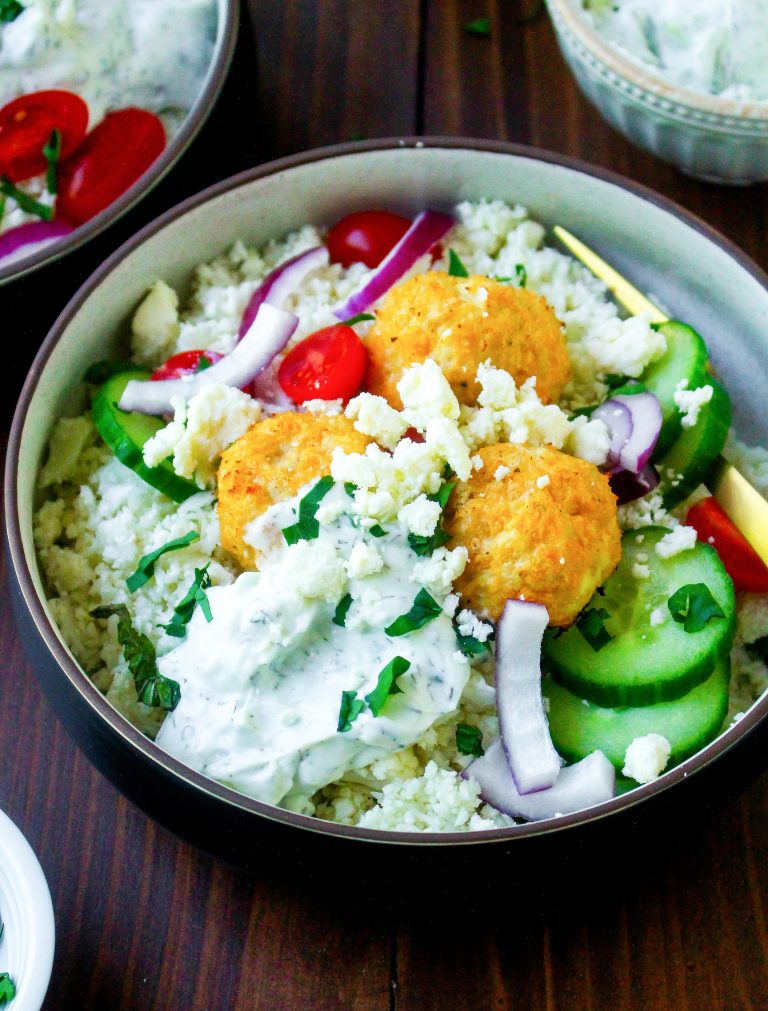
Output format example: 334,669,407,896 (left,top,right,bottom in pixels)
7,135,768,847
0,0,240,287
